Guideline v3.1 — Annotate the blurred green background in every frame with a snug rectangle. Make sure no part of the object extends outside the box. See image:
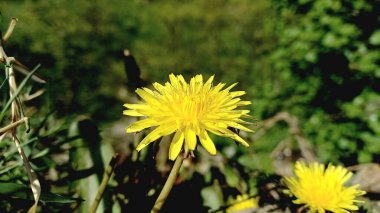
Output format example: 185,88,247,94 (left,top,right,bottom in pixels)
0,0,379,212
